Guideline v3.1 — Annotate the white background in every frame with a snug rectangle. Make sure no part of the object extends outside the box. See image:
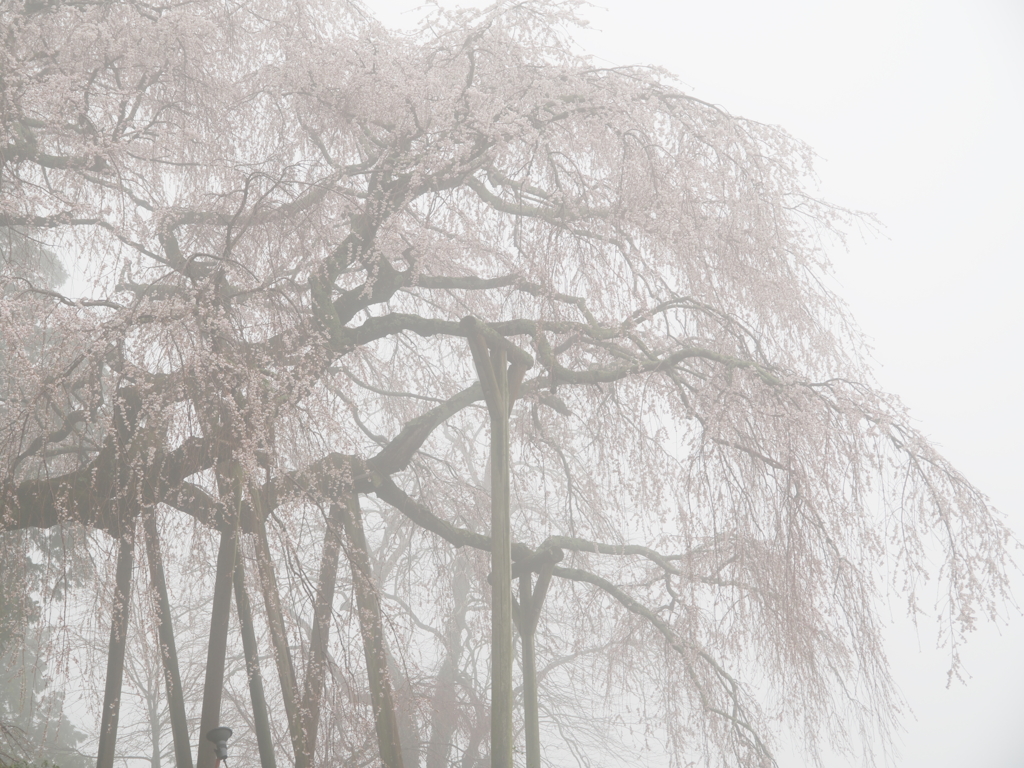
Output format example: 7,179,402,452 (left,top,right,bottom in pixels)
366,2,1024,765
